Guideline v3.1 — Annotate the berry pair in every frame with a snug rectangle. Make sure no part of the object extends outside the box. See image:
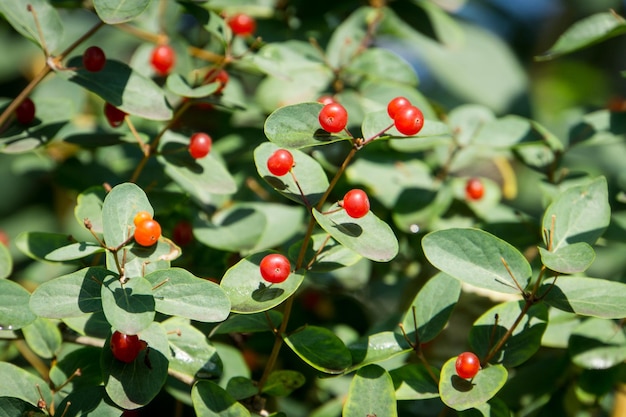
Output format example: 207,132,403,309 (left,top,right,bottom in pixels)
133,211,161,247
387,96,424,136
